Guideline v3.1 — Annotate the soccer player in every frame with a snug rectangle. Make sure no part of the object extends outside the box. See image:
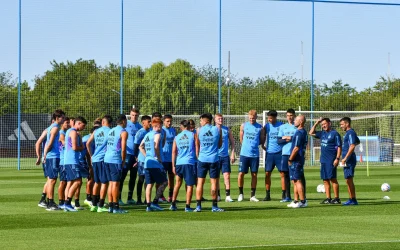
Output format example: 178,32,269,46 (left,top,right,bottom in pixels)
340,117,360,206
58,117,70,209
287,115,308,208
310,117,342,204
162,114,176,202
103,114,129,214
119,108,142,205
215,113,236,202
87,115,113,212
262,110,284,201
277,109,297,202
238,110,264,202
140,117,168,212
78,129,94,209
133,115,152,205
63,116,87,212
43,109,66,211
169,120,196,212
195,113,223,212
